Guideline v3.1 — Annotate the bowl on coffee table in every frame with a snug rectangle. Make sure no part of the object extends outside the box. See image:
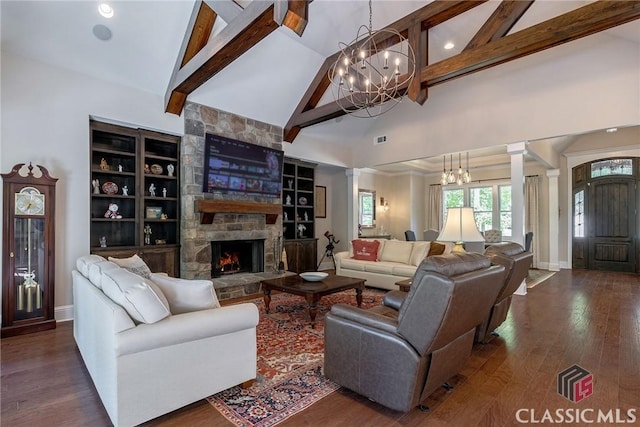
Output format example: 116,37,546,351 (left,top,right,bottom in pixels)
299,272,328,282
